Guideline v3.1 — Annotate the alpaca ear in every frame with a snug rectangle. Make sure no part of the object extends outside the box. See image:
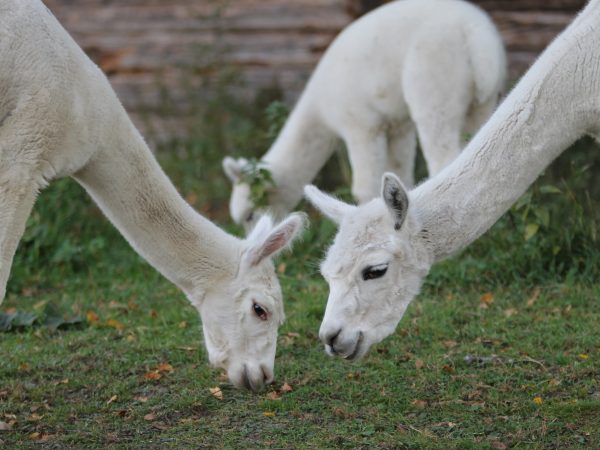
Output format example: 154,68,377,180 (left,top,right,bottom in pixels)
244,212,307,267
382,172,409,231
303,185,355,225
222,157,246,183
